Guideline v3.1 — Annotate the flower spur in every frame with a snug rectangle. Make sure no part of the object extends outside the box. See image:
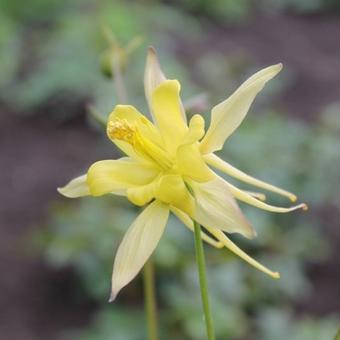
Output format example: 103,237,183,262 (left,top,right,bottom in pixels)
58,47,307,300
